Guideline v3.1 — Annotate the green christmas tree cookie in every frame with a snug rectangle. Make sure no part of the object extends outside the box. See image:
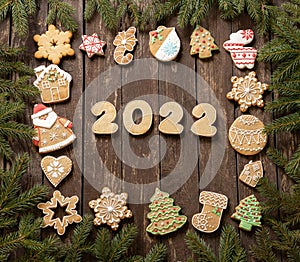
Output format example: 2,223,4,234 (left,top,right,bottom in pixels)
146,188,187,235
231,194,262,231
